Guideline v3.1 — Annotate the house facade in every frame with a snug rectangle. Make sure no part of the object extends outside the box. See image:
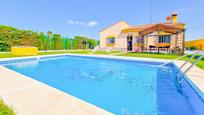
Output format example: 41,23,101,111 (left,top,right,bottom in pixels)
99,13,186,54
